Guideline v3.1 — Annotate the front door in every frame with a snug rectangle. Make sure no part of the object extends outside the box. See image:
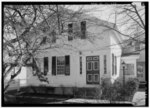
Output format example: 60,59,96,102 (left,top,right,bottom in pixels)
86,56,100,84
